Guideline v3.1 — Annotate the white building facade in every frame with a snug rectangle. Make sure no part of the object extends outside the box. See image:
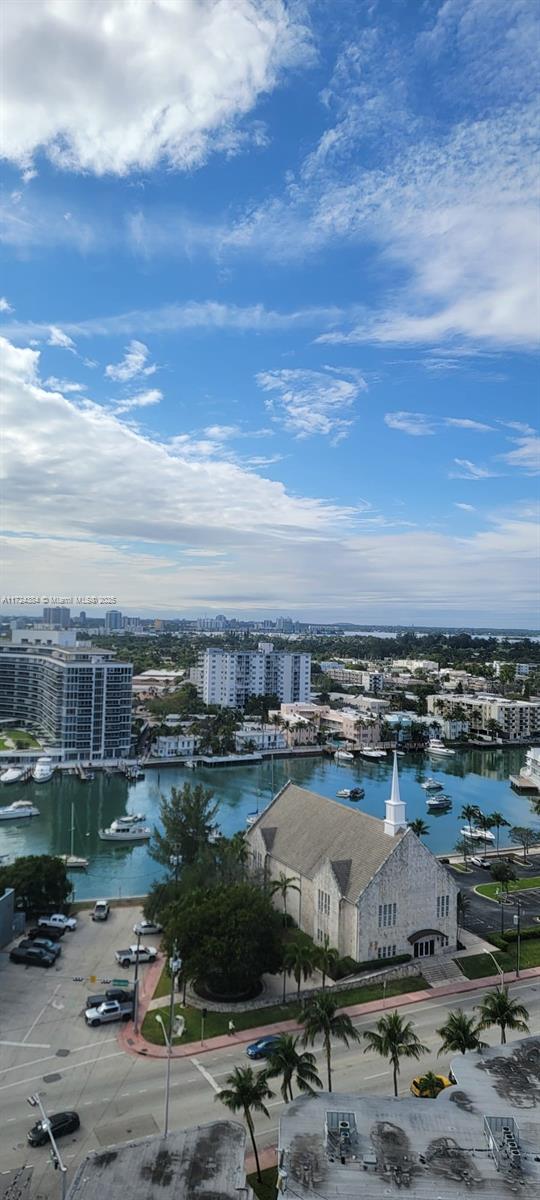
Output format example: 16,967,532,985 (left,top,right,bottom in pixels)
427,693,540,741
152,734,199,758
200,644,311,708
234,724,287,751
